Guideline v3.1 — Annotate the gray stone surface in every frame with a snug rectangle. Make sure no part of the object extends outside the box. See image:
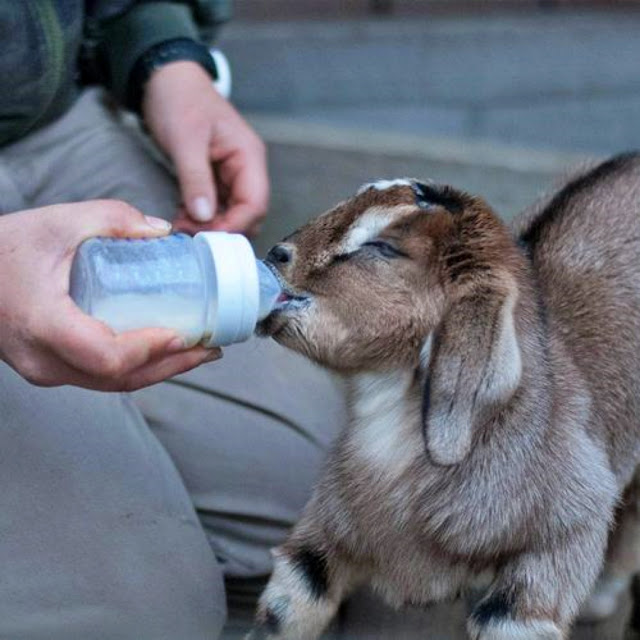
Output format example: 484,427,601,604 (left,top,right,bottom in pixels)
221,11,640,154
